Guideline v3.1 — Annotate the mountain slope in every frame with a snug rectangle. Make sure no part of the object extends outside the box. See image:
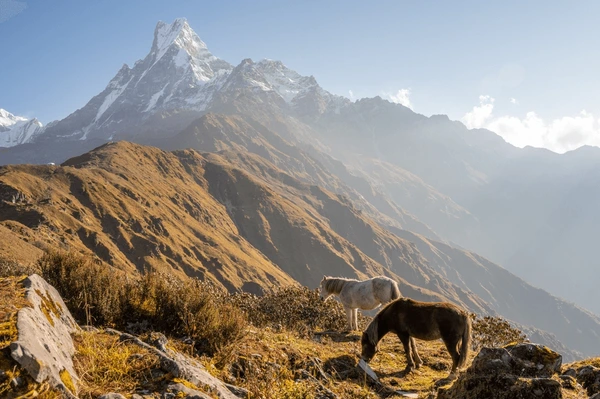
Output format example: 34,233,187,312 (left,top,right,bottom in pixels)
3,141,597,357
302,96,600,317
0,142,295,292
163,112,437,238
